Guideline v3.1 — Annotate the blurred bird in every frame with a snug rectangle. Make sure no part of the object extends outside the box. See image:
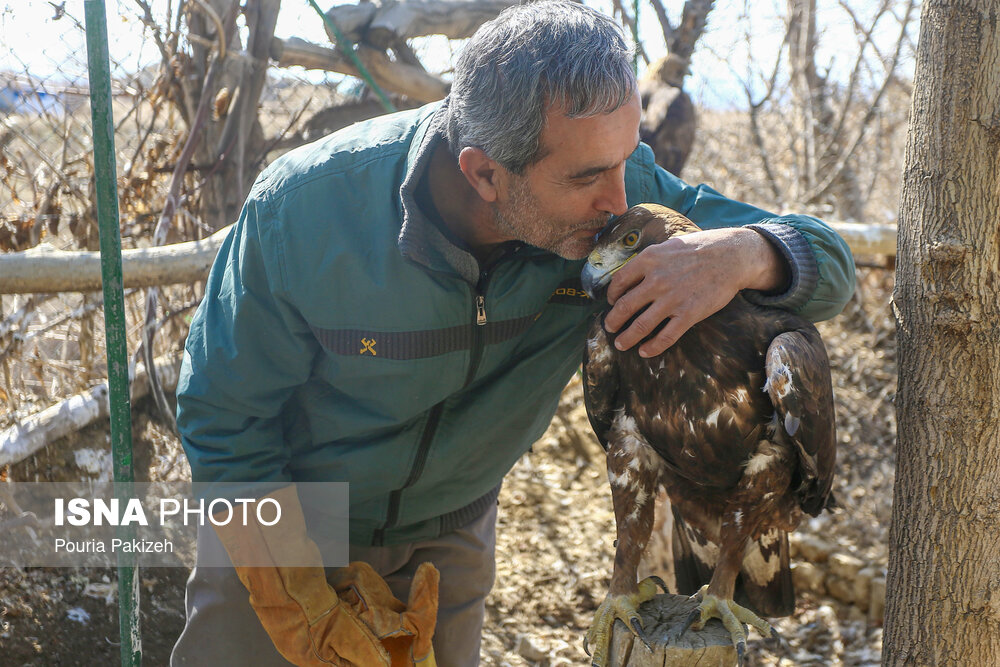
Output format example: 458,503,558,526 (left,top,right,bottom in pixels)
639,55,696,176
